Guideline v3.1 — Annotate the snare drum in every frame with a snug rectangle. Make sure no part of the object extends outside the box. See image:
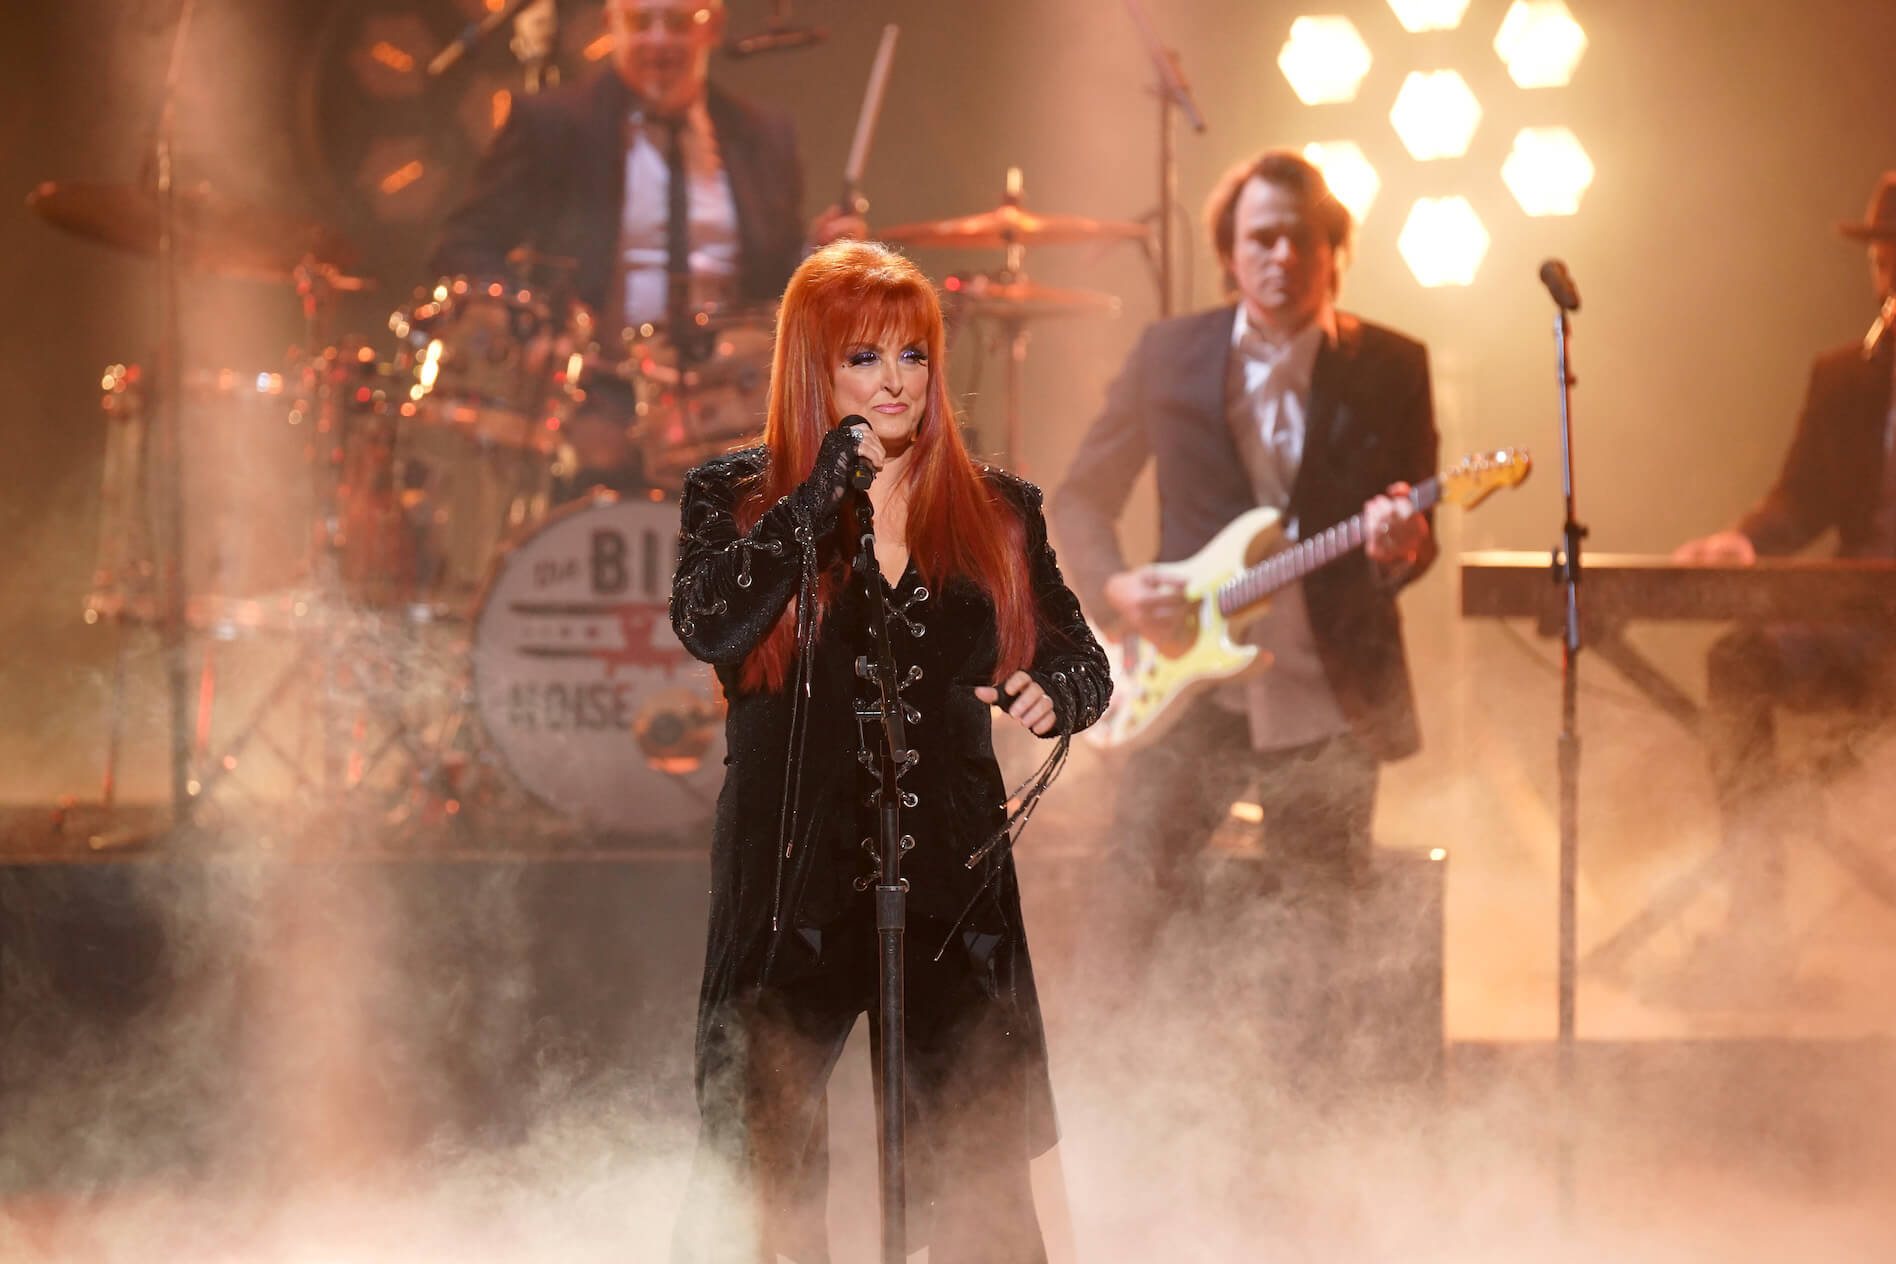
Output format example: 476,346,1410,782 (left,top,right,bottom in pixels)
470,494,724,834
